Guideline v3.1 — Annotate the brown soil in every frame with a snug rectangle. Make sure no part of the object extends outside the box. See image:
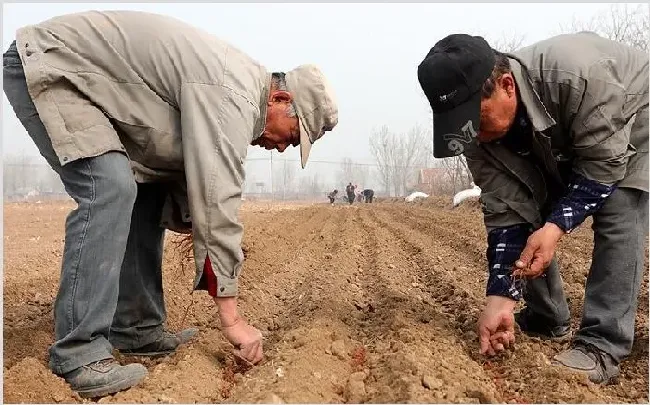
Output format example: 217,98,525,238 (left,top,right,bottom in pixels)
3,199,648,403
